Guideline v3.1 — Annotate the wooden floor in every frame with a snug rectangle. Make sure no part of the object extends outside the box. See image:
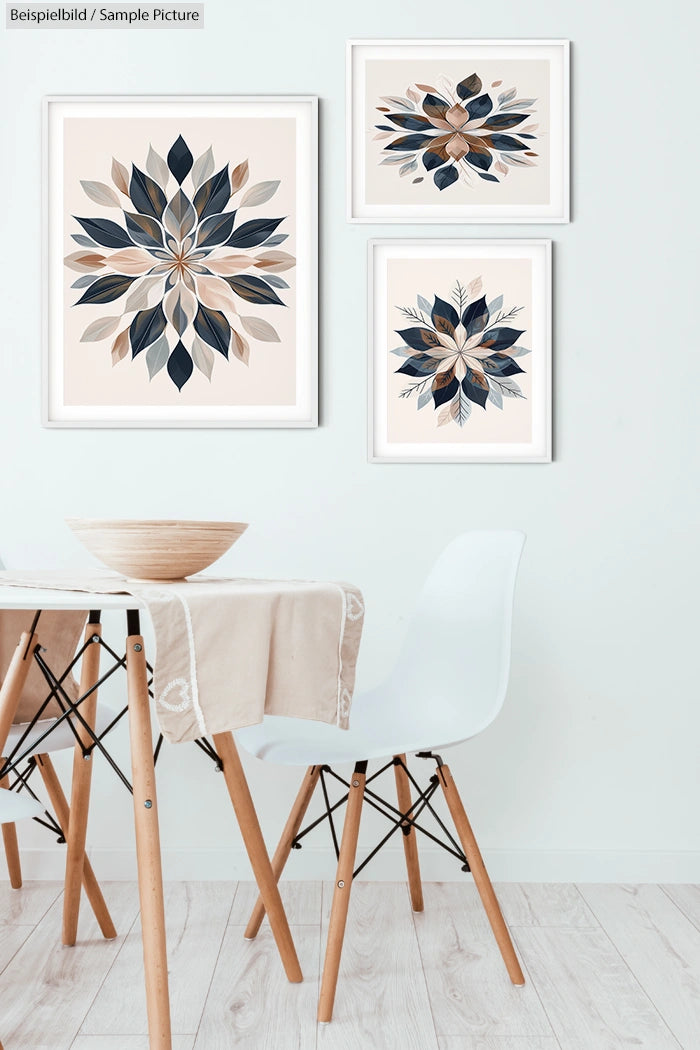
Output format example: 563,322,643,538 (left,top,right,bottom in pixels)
1,879,700,1049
